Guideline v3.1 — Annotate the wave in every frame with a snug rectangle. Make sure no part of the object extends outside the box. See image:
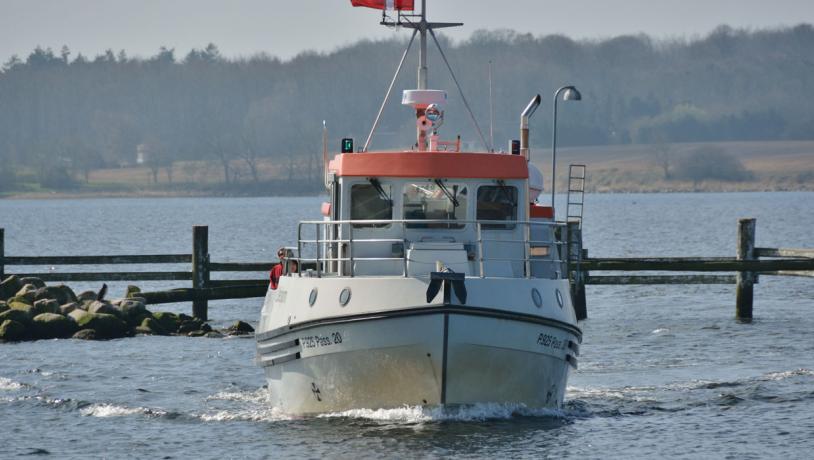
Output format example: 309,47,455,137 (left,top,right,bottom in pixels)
200,388,294,422
318,403,565,423
79,403,168,418
0,377,24,391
